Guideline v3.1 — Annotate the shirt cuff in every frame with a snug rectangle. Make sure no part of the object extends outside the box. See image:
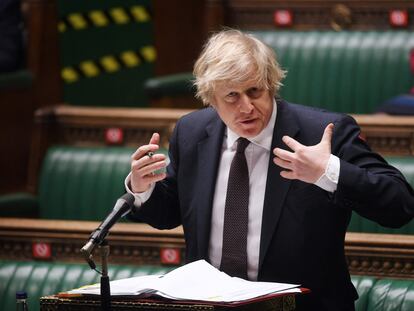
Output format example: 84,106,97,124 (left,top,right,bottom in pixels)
314,154,340,193
124,172,155,208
